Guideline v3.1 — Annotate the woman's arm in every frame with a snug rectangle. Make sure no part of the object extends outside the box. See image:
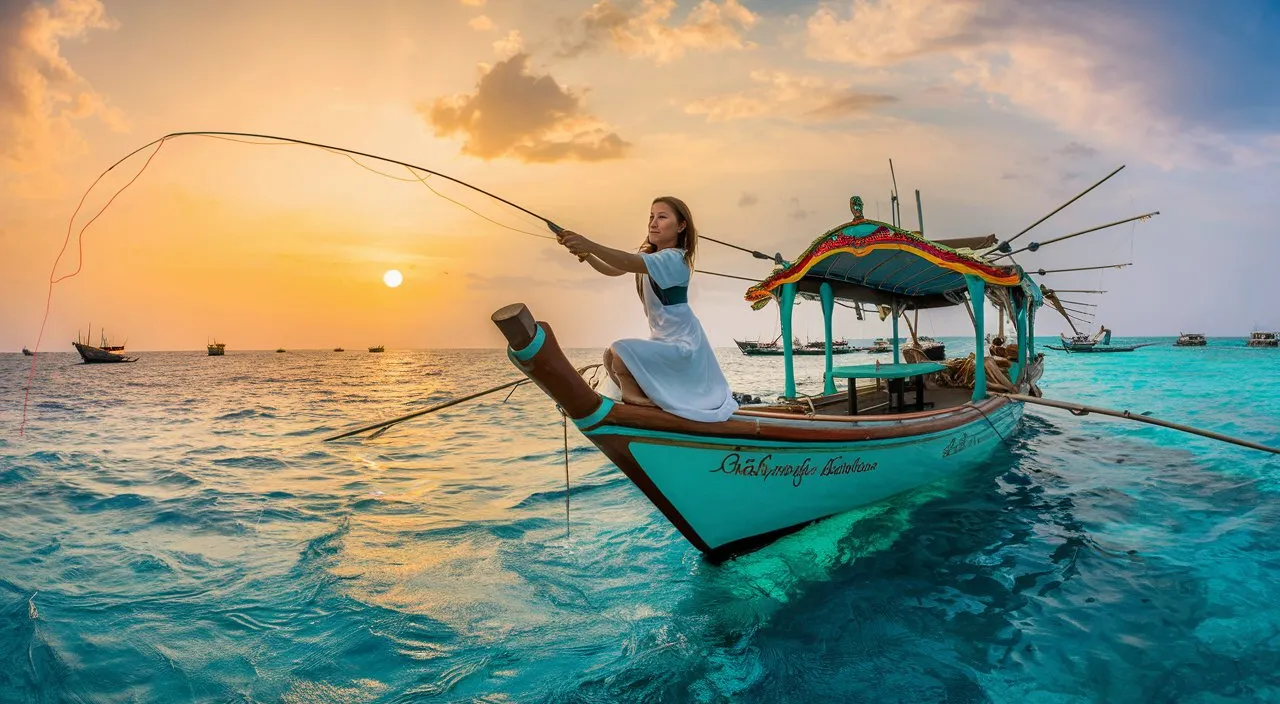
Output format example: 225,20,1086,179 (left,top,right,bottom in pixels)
559,232,649,275
582,253,628,277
